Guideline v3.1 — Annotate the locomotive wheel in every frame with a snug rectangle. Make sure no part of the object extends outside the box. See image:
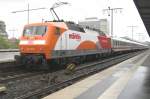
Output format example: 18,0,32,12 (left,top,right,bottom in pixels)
14,55,25,65
65,63,76,75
